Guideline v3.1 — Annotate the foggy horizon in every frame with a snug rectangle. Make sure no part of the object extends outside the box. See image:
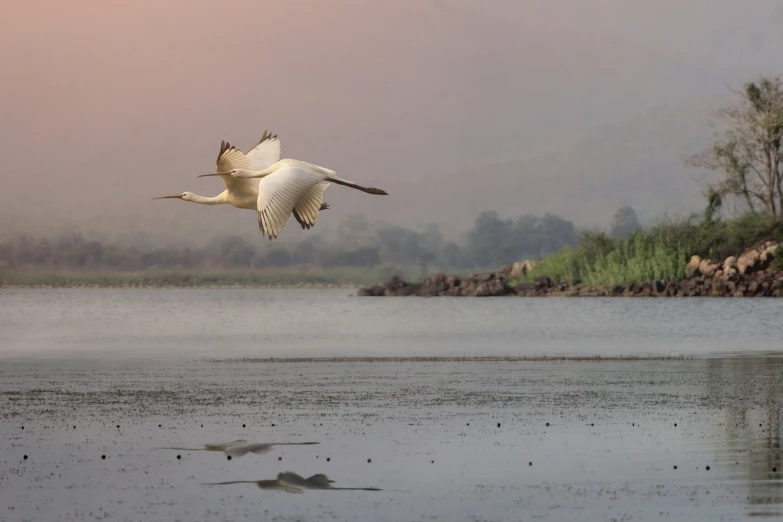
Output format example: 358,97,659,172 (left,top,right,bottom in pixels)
2,0,782,247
